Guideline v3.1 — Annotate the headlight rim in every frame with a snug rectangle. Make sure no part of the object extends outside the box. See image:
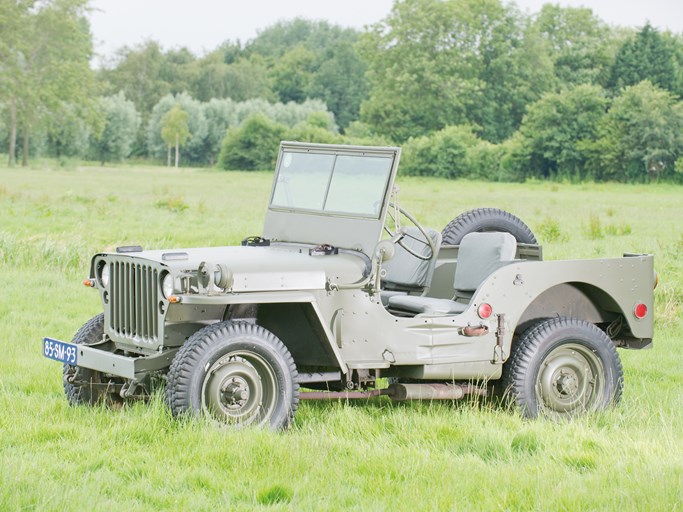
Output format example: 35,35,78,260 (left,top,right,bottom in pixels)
97,261,110,288
161,272,175,299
